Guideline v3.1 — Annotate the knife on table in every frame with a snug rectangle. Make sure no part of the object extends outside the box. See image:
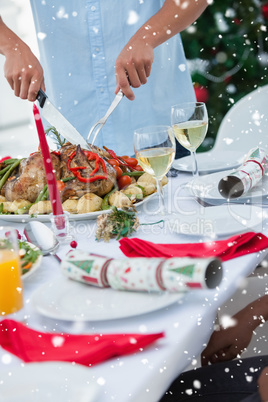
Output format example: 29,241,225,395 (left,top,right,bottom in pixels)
36,89,90,150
